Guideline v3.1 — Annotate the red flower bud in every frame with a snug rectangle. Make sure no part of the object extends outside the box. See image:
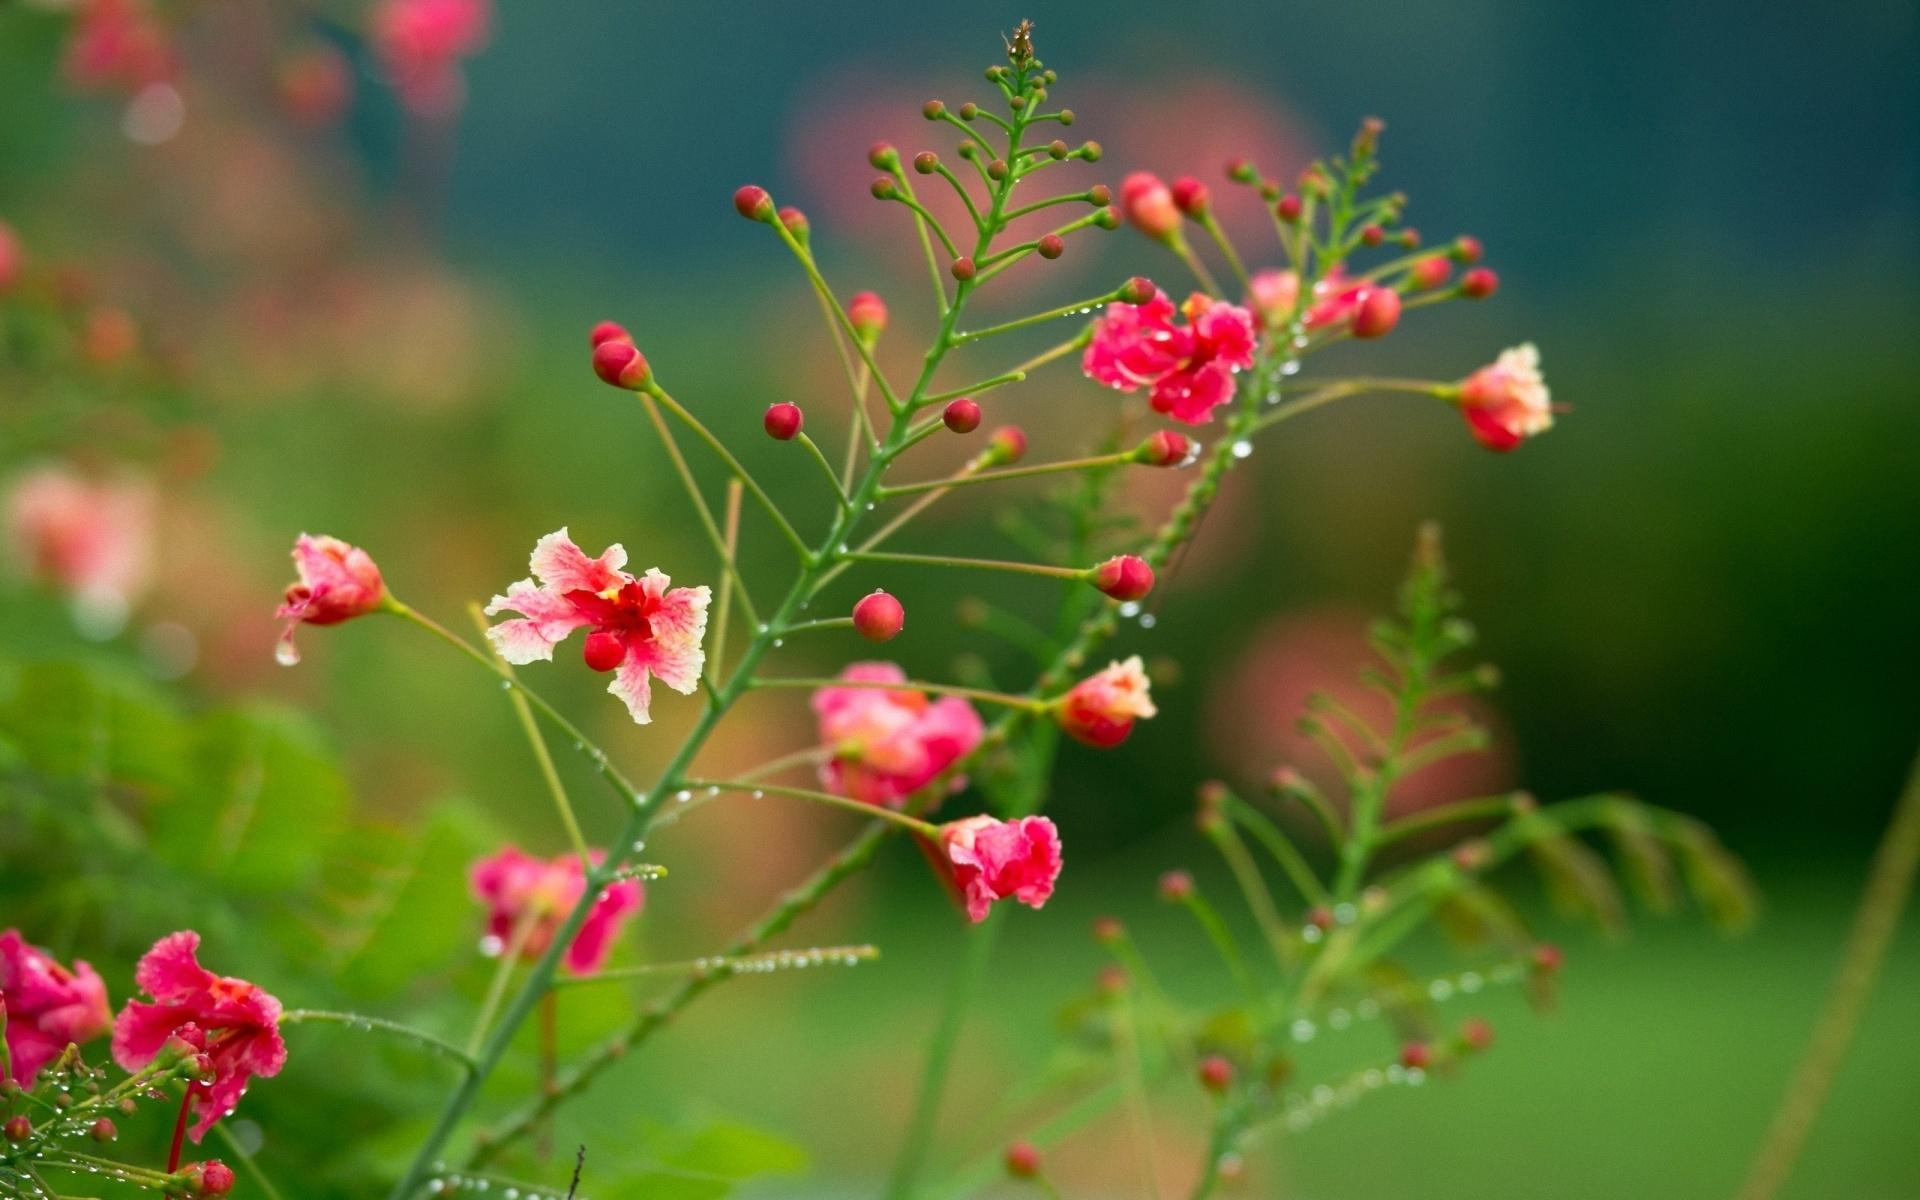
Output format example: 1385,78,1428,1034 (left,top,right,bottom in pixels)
89,1117,117,1141
589,320,630,348
943,397,981,433
1305,905,1334,930
1119,172,1181,240
950,256,976,281
1004,1142,1043,1179
1087,183,1113,206
1119,276,1156,305
1360,224,1385,247
1170,175,1210,216
1409,256,1453,290
1198,1055,1235,1094
1460,1017,1495,1051
868,141,899,169
582,629,625,672
193,1162,236,1196
732,185,774,222
778,206,810,241
912,150,939,174
985,425,1026,466
1532,943,1564,974
1091,554,1154,601
1226,157,1257,183
1399,227,1422,248
1460,267,1500,298
1158,869,1194,901
1350,287,1402,339
5,1115,31,1142
1276,193,1303,222
1136,430,1195,466
763,402,804,441
958,101,980,120
1451,235,1484,263
852,590,905,642
922,99,946,120
847,291,888,341
592,339,651,390
870,176,897,200
1036,233,1065,260
1091,915,1124,944
1399,1041,1433,1071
